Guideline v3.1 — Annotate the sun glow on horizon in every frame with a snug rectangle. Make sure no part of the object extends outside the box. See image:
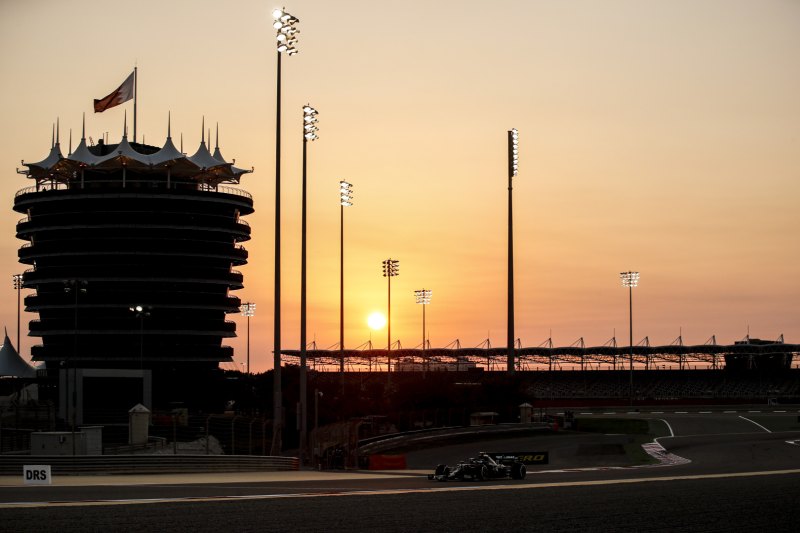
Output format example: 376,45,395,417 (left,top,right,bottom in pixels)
367,312,387,331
